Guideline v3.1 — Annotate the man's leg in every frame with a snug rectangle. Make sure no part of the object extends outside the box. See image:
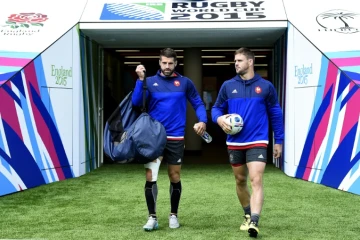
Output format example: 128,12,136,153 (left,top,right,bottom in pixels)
246,147,267,237
143,157,162,231
168,164,182,215
168,164,181,228
165,140,184,228
229,149,251,230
